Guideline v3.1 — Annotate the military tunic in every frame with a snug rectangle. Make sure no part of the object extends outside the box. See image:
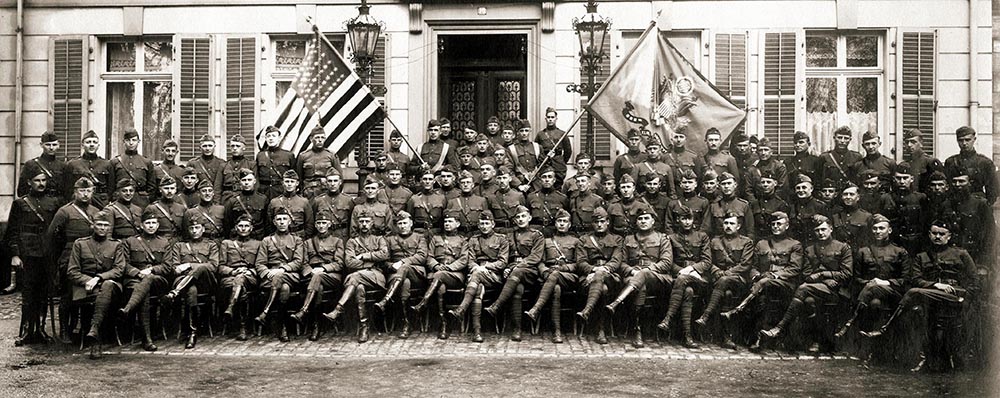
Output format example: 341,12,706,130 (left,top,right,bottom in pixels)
905,150,943,193
67,153,113,207
218,237,262,293
749,235,805,295
308,191,355,238
105,200,143,240
526,188,568,235
254,232,304,288
749,193,789,239
111,151,156,206
184,203,226,240
301,233,346,291
831,206,873,251
949,191,994,265
145,198,187,241
255,147,296,200
622,230,674,306
447,193,488,235
383,184,413,215
787,196,827,243
385,232,429,287
187,154,226,192
344,233,390,289
224,190,269,240
218,154,255,201
165,238,221,299
797,239,853,301
296,148,341,197
406,189,446,234
66,236,125,301
613,150,646,183
46,201,101,287
784,152,822,195
944,150,998,204
569,191,606,234
818,149,863,188
486,187,525,233
417,139,457,173
426,232,469,286
852,241,912,304
637,158,677,197
706,195,755,240
18,154,70,200
352,198,393,236
6,193,60,325
665,194,710,233
269,193,311,236
536,126,572,181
